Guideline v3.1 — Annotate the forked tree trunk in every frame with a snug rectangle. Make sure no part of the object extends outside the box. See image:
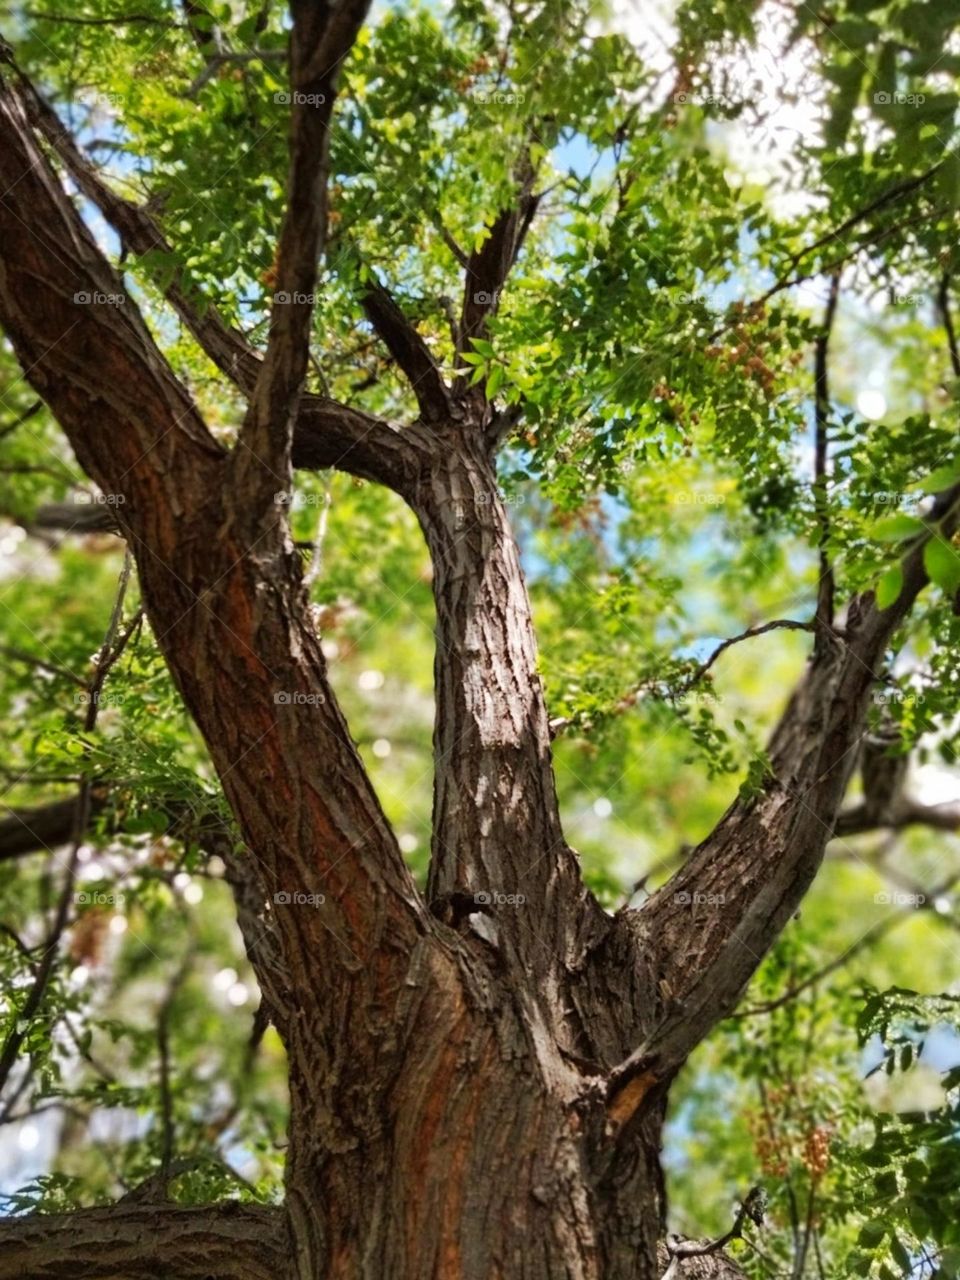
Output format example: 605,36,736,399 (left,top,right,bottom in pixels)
0,44,943,1280
280,422,665,1280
